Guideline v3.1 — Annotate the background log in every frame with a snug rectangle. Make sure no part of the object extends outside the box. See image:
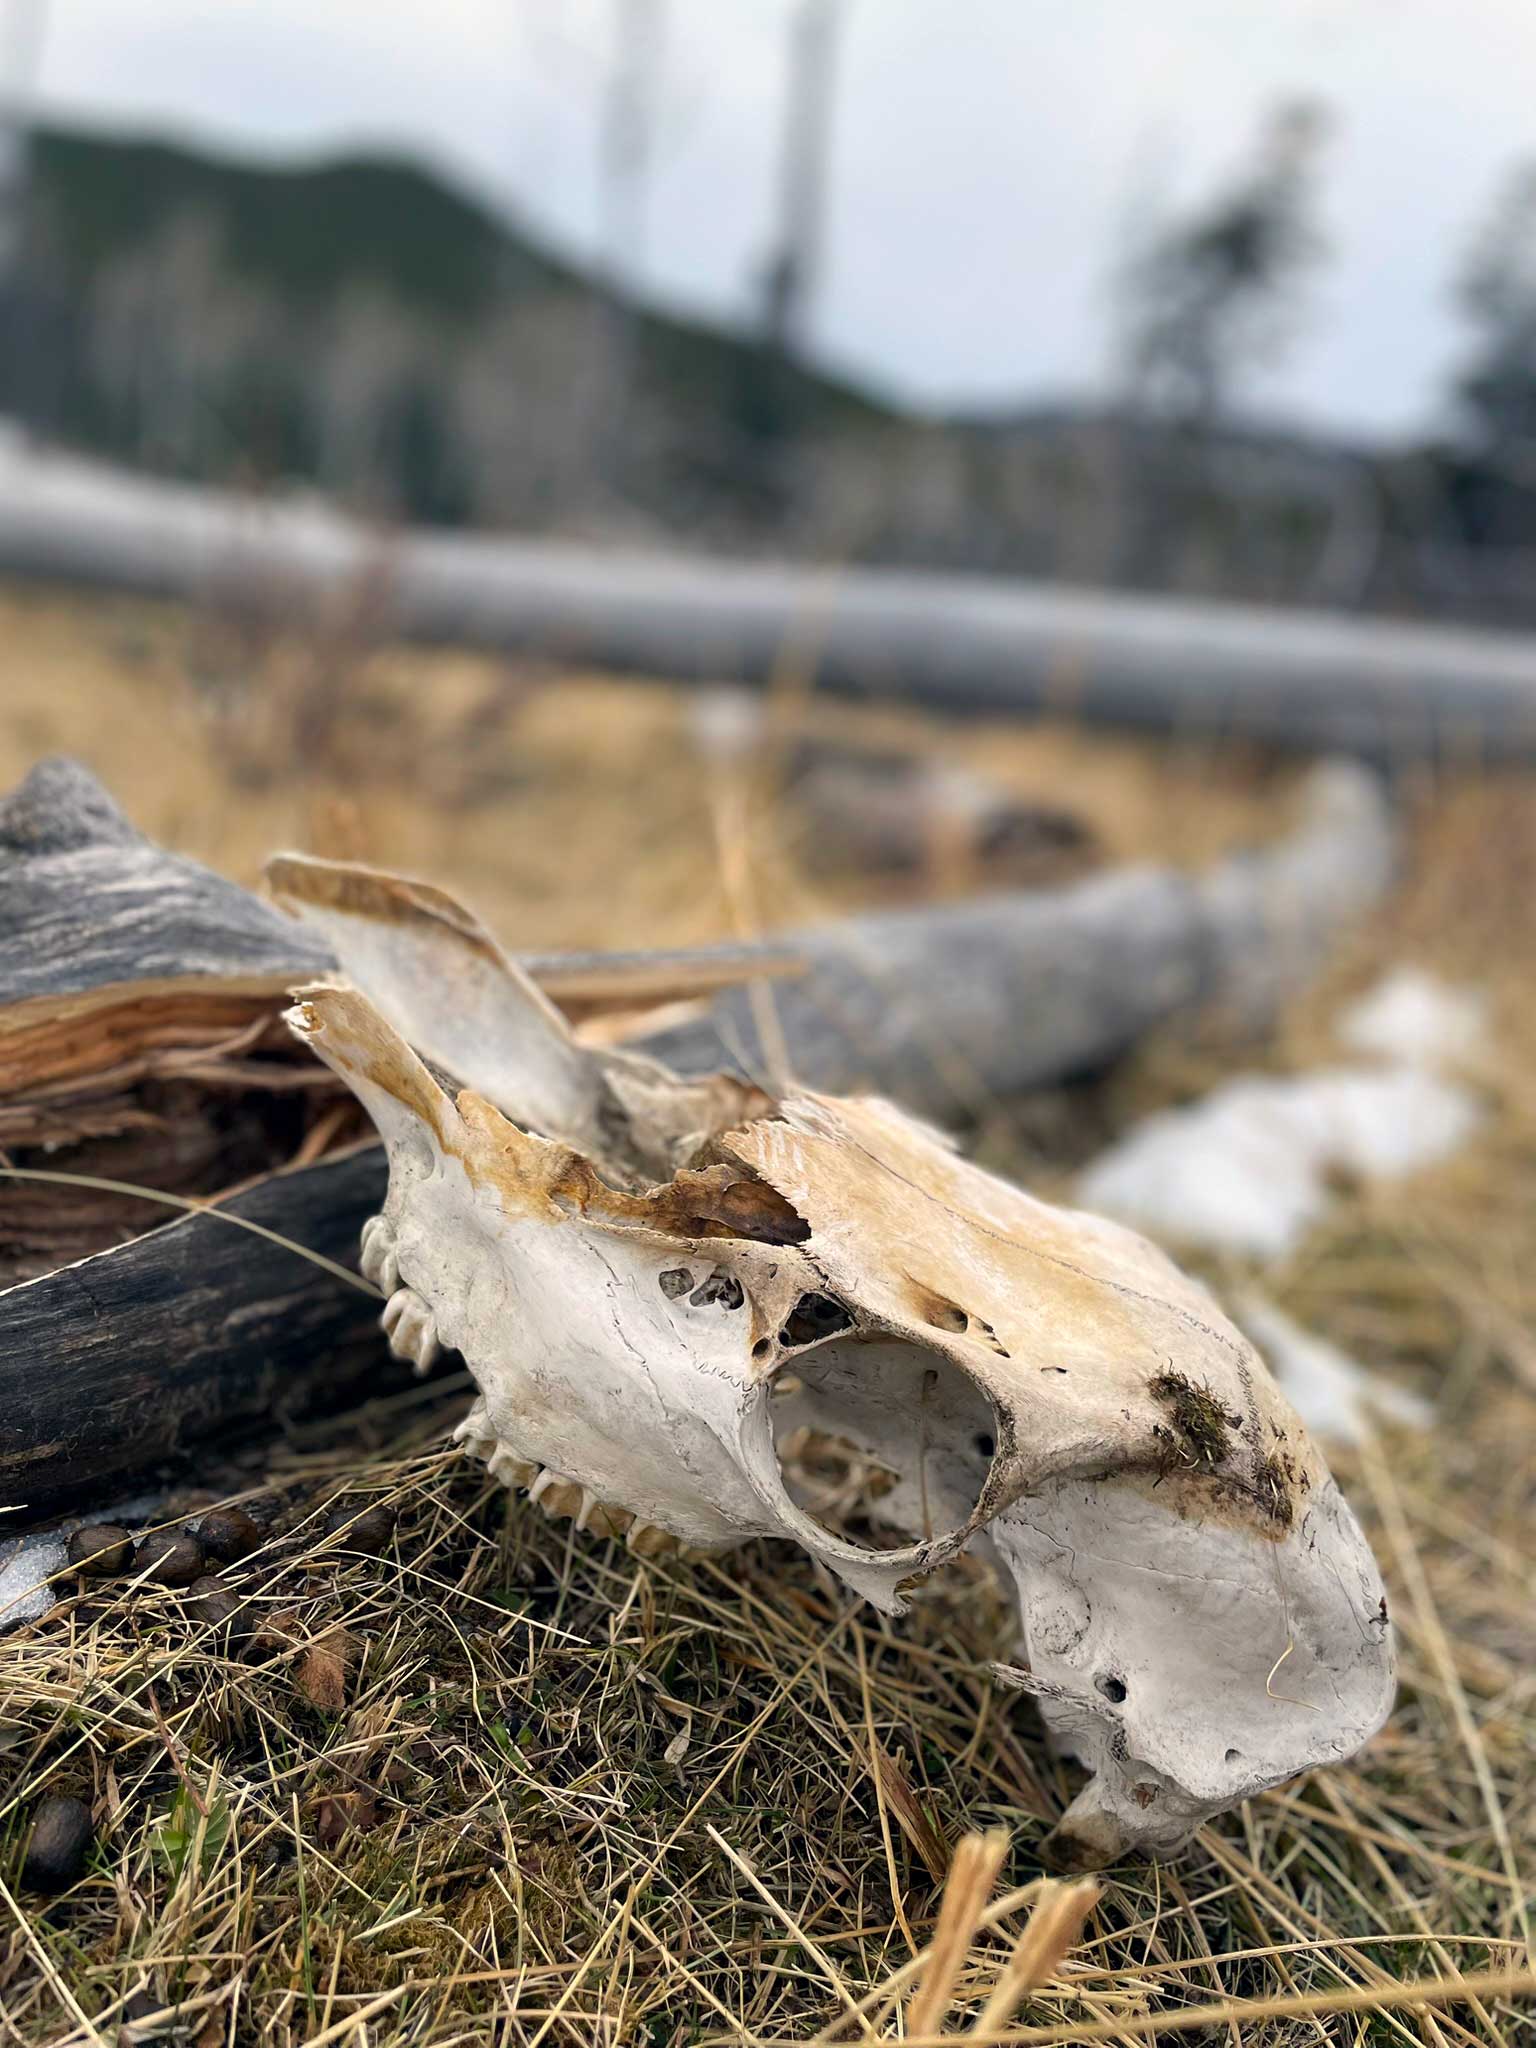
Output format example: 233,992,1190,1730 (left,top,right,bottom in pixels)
4,445,1536,758
648,761,1394,1117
